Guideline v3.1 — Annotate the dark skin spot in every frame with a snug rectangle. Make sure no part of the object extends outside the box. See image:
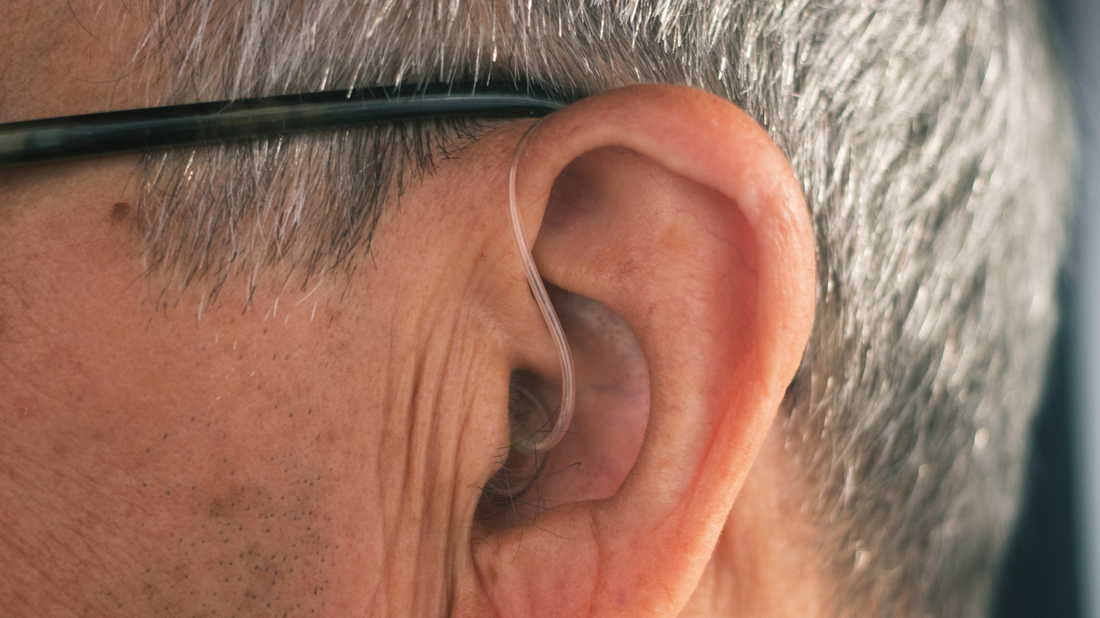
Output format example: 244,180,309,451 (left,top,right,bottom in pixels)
110,201,132,225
